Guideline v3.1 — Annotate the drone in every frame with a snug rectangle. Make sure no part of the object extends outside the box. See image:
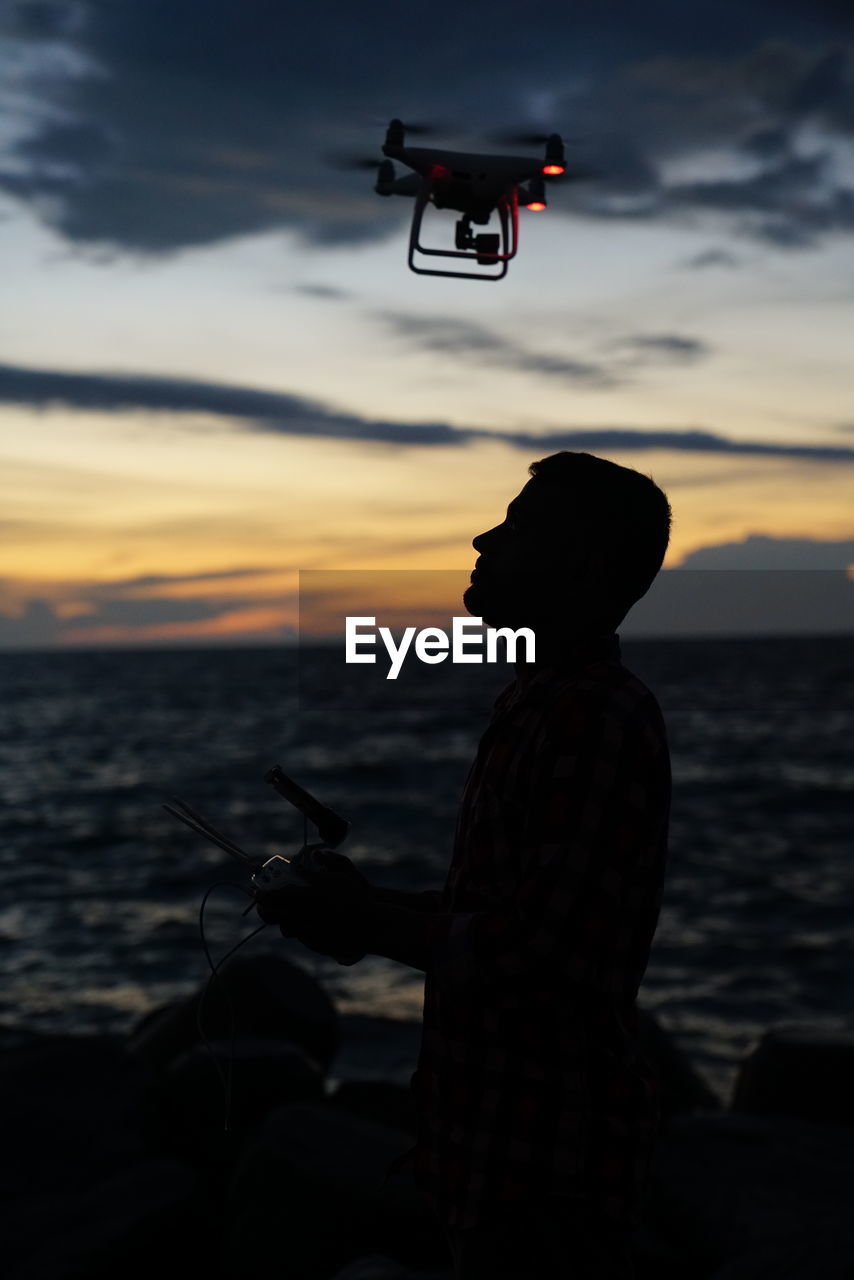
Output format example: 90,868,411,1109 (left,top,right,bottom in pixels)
365,118,588,281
